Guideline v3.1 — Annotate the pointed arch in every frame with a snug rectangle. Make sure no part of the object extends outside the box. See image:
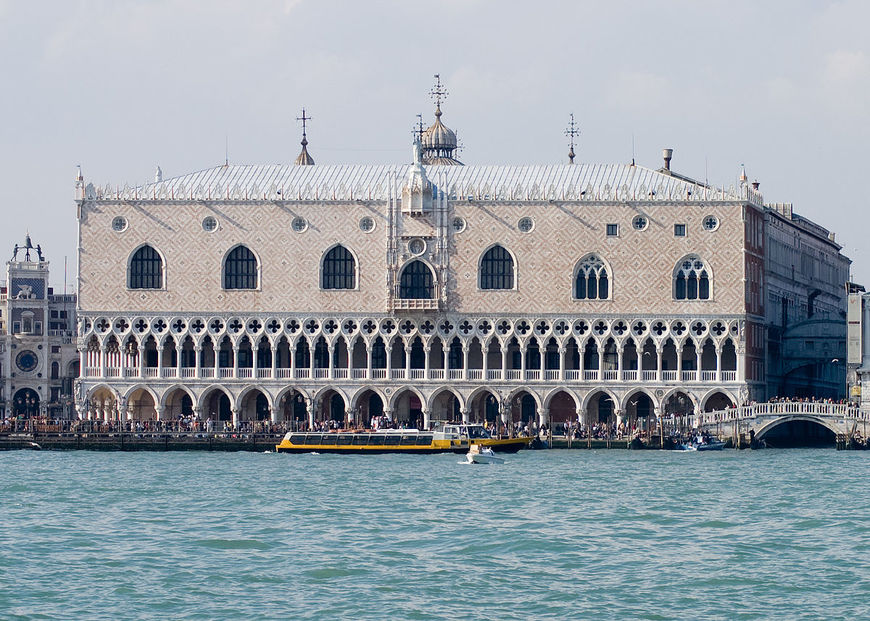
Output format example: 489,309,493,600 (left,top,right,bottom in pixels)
674,254,712,300
479,244,515,290
321,244,357,290
128,244,164,289
223,244,259,290
399,260,434,299
574,253,611,300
